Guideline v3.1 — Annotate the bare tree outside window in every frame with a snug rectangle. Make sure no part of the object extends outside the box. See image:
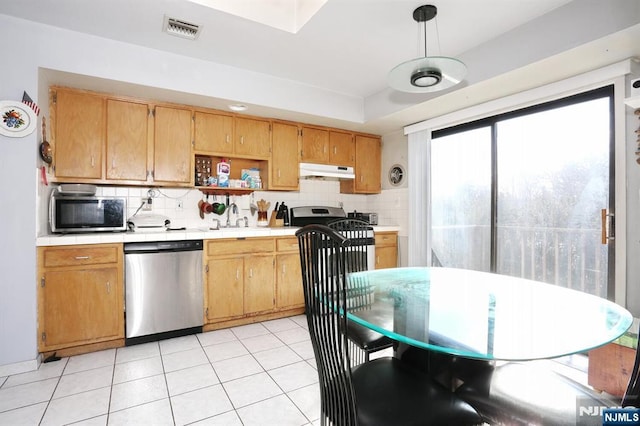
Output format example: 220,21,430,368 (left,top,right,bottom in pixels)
431,88,613,299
